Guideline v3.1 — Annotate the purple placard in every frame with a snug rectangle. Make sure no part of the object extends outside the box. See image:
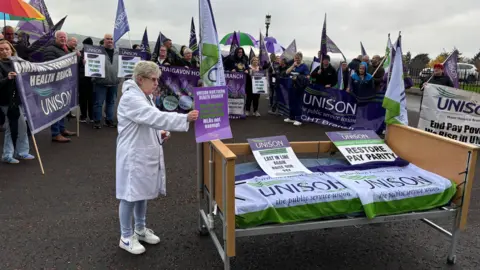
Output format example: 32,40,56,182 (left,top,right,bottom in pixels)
326,130,380,142
247,135,291,151
194,86,233,143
